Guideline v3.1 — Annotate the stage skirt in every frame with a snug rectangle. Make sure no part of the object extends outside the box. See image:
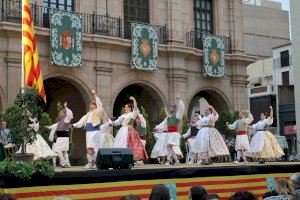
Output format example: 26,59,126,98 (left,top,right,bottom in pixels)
99,132,114,148
194,127,230,159
113,126,148,160
187,137,197,153
151,132,183,159
86,131,101,149
235,135,250,151
247,131,284,158
20,134,53,160
166,132,181,146
53,137,69,153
